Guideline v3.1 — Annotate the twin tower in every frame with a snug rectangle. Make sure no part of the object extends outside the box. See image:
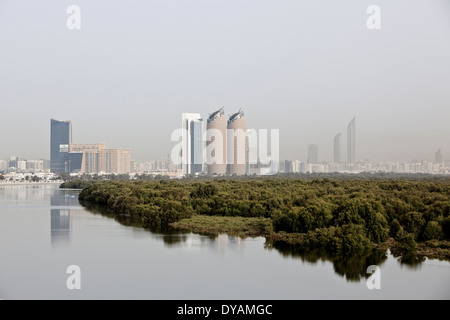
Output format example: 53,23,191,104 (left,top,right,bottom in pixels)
182,107,247,176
